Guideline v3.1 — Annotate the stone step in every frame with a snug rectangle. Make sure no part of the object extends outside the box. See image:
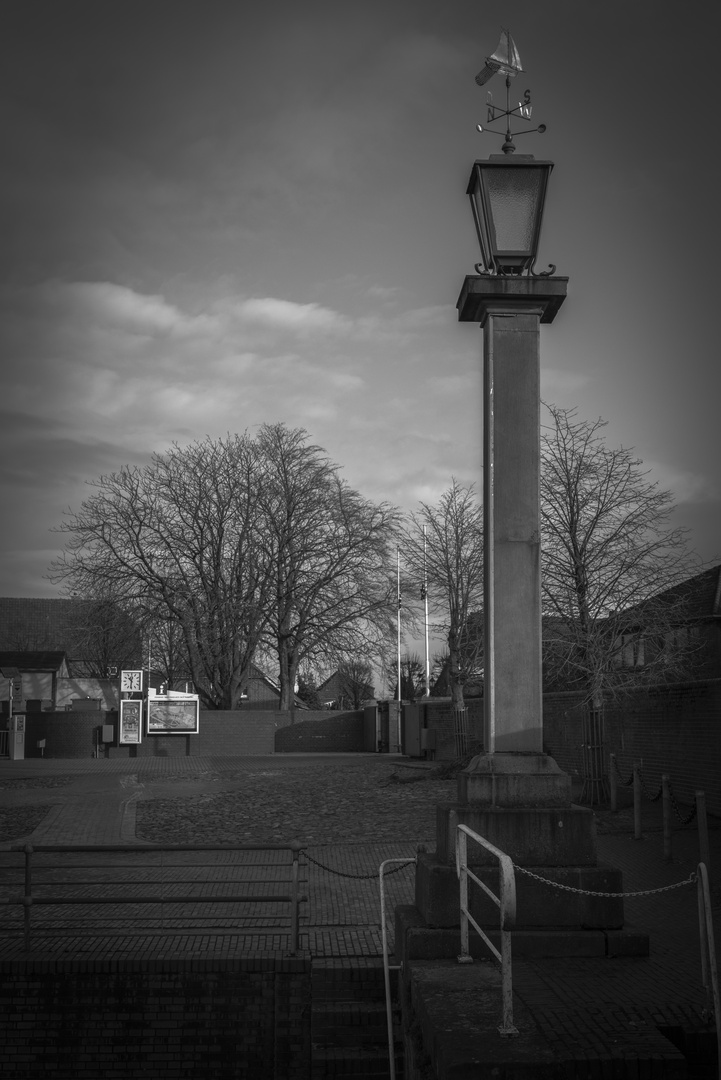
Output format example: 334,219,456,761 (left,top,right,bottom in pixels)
311,1044,401,1079
396,903,649,965
312,1000,392,1044
310,960,404,1078
311,959,397,1001
402,960,686,1080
